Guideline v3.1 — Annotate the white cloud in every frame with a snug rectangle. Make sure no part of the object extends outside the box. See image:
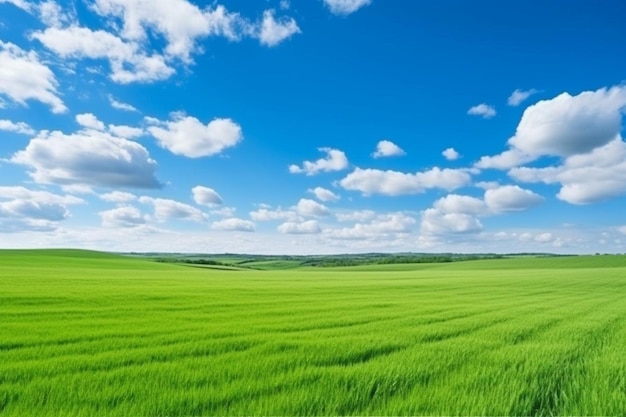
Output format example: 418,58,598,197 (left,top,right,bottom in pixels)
339,167,471,196
38,0,73,28
250,207,297,222
139,196,205,223
0,119,35,135
11,129,160,189
618,226,626,235
147,113,242,158
483,185,544,212
510,137,626,205
323,0,371,15
507,88,539,106
99,205,147,227
421,208,483,235
100,191,137,203
335,209,375,222
296,198,330,217
309,186,340,202
0,41,67,113
108,124,144,138
211,217,255,232
192,186,223,206
289,147,349,175
0,186,83,232
467,103,496,119
76,113,105,131
434,194,487,215
109,95,138,112
0,0,32,12
372,140,405,158
278,220,321,234
258,9,300,47
475,149,534,170
442,147,460,161
509,87,626,158
324,213,415,240
32,25,175,84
